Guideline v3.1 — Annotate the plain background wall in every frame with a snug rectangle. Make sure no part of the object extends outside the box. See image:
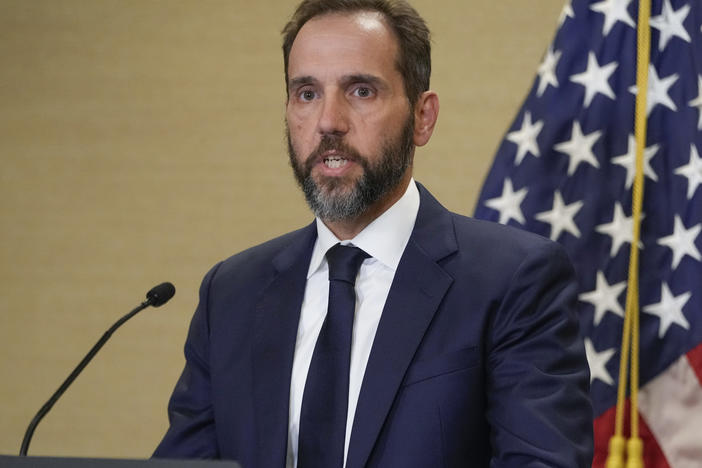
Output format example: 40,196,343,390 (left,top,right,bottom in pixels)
0,0,565,458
